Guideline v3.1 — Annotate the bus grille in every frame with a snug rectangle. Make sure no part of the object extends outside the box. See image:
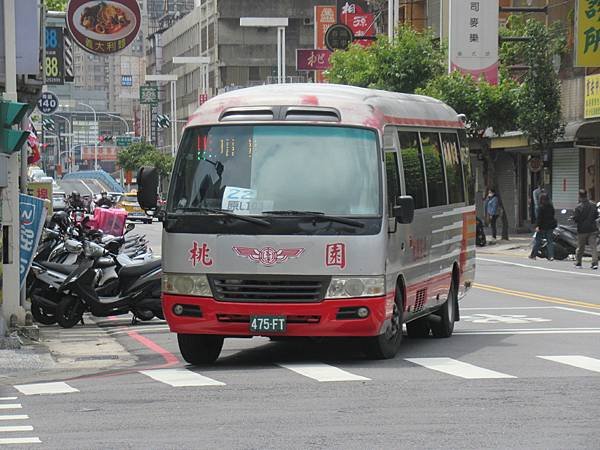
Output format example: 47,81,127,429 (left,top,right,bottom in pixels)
209,276,330,303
